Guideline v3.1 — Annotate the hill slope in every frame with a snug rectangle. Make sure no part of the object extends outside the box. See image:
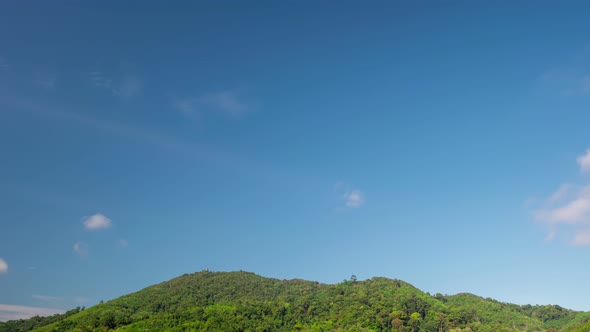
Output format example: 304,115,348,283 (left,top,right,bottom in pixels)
2,271,590,332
